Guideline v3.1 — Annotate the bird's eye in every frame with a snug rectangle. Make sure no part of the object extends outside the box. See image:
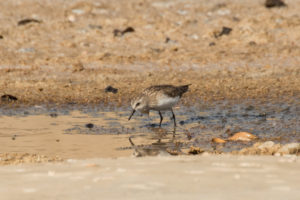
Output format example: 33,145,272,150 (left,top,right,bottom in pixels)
136,102,140,107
